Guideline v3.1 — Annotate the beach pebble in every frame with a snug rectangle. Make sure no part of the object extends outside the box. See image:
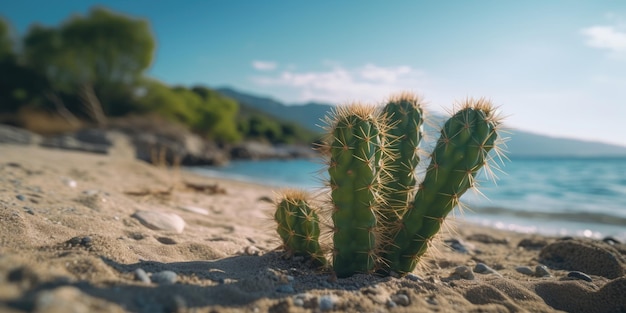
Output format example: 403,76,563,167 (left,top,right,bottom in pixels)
16,194,26,201
293,297,304,307
134,268,151,284
568,271,592,282
177,205,209,215
535,265,551,277
517,238,548,250
132,211,185,233
23,206,35,215
276,284,295,293
445,238,474,254
474,263,502,276
319,295,336,311
602,236,621,245
391,293,410,306
516,266,535,276
35,286,88,313
454,266,475,280
62,178,77,188
405,273,423,282
150,271,178,285
245,245,261,256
